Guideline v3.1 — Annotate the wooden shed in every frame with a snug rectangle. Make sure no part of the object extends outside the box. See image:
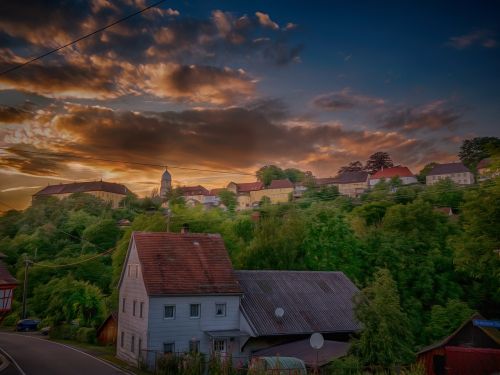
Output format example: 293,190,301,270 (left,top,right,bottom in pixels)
96,312,117,346
418,313,500,375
